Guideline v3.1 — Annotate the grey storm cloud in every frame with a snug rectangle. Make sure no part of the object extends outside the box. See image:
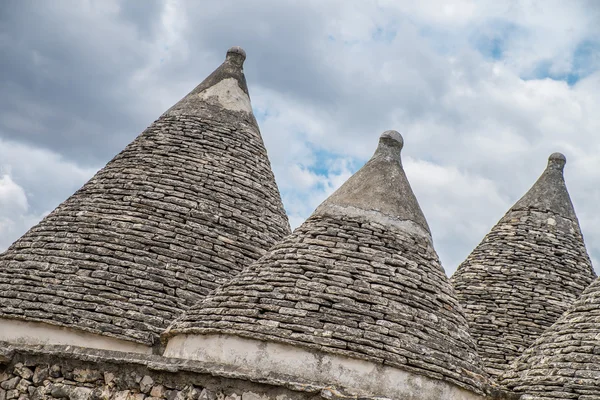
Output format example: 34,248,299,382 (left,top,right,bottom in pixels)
0,1,165,164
